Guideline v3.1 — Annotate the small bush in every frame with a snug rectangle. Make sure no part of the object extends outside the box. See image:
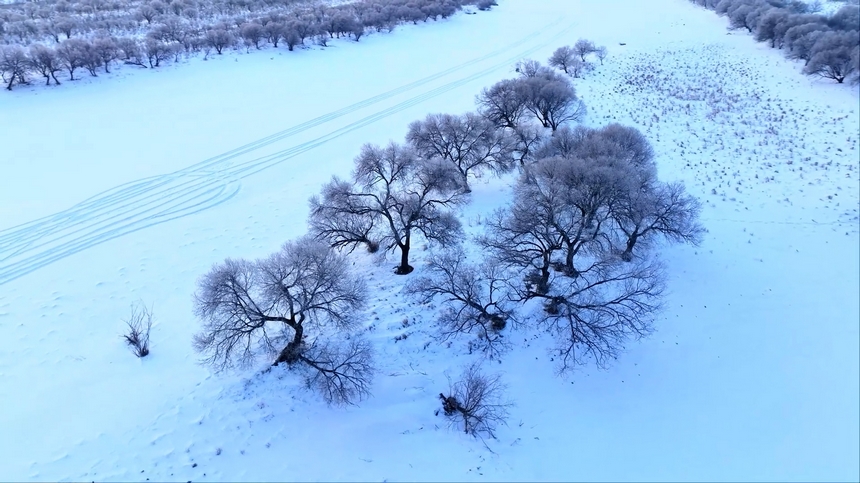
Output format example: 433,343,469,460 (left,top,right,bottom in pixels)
438,362,511,438
122,302,152,358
